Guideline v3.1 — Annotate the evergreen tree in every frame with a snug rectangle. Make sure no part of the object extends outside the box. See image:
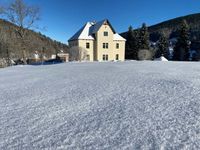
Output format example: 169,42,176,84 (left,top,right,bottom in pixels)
126,26,134,50
156,33,169,58
125,26,138,59
138,23,150,50
173,20,190,61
